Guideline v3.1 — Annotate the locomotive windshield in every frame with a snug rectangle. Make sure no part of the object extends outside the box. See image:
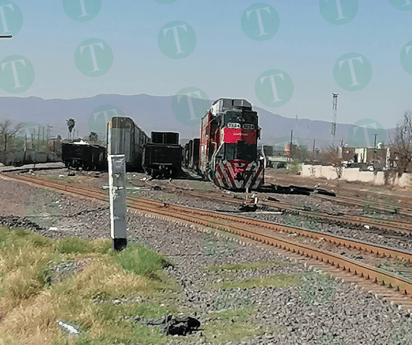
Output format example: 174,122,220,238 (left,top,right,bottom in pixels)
224,142,256,161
